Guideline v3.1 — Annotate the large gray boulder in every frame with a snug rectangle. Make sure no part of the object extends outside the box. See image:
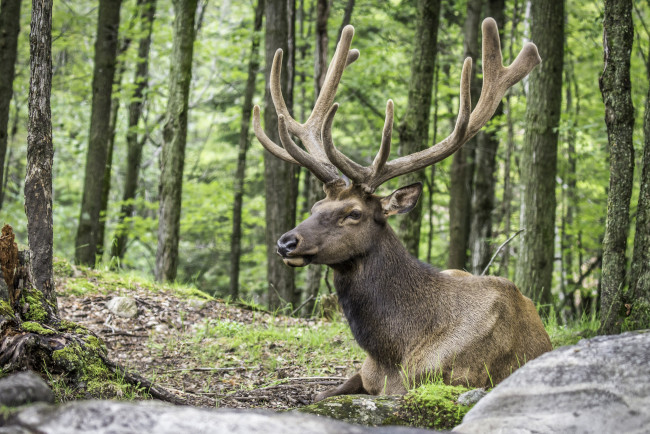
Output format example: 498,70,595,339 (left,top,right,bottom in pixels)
0,371,54,407
2,400,434,434
455,330,650,433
